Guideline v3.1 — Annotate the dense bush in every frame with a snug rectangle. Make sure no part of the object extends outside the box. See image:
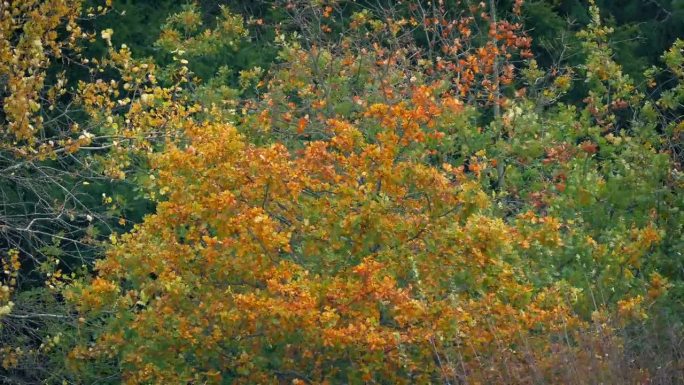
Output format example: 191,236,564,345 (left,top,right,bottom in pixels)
1,0,682,384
